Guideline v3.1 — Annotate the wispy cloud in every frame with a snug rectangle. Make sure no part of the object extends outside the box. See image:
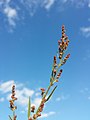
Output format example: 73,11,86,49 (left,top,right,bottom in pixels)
80,87,90,100
80,26,90,37
0,80,56,118
0,80,35,106
4,6,18,27
0,97,4,102
35,92,41,97
0,80,14,93
0,0,90,27
83,50,90,61
88,0,90,8
0,0,18,27
40,111,56,118
80,87,89,93
56,94,70,101
42,0,55,10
